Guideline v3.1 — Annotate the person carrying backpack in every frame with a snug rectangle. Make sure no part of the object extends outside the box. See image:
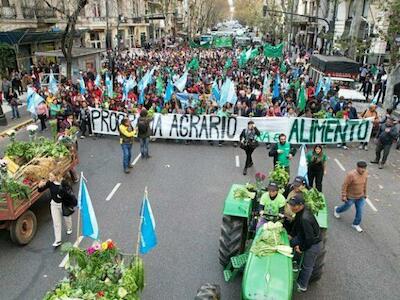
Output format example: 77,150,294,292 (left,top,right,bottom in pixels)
137,109,153,159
